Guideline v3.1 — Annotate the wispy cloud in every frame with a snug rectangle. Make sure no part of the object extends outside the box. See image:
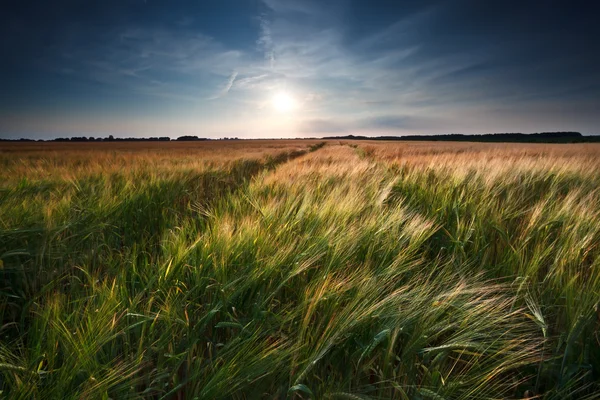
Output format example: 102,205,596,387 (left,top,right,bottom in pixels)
257,15,275,69
209,71,239,99
53,28,251,103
